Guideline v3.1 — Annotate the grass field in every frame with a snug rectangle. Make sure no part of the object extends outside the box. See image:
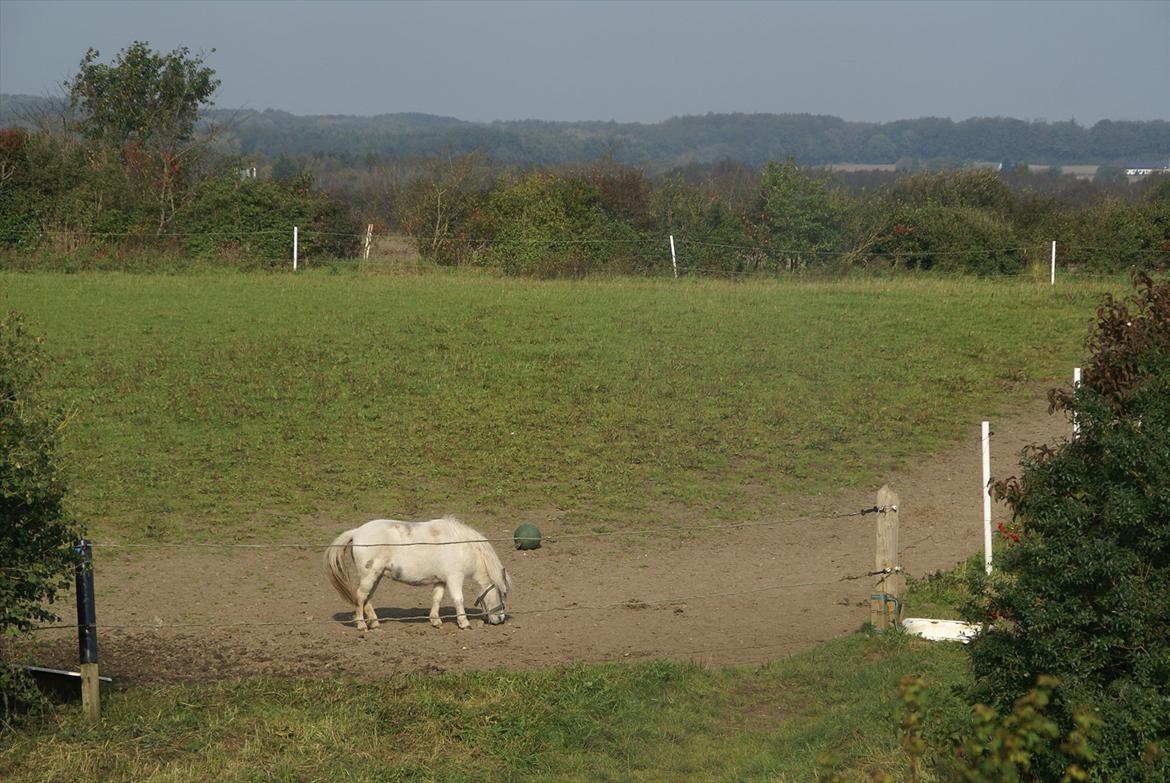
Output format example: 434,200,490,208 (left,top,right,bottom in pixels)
0,631,968,782
1,269,1124,780
1,270,1113,542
